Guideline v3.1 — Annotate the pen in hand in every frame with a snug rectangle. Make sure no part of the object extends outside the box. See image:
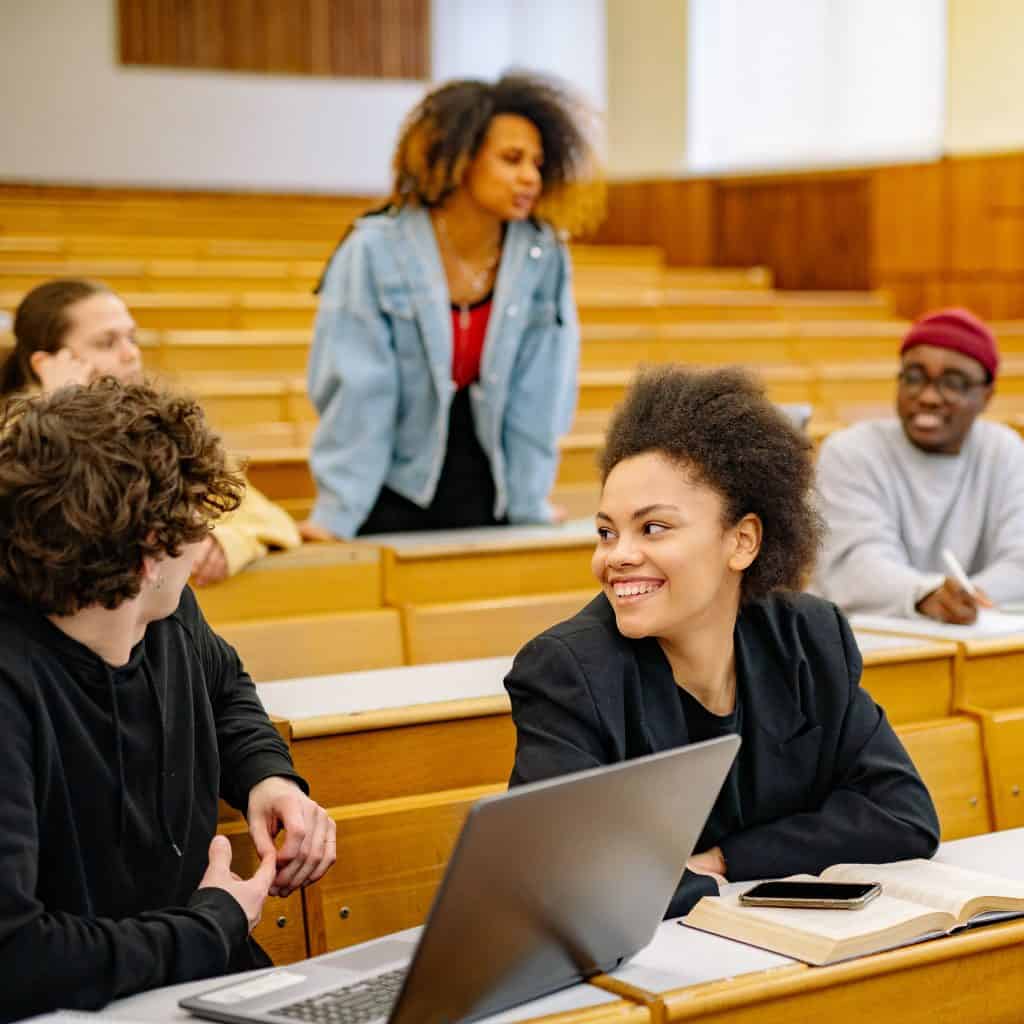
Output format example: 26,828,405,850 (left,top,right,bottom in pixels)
940,549,993,608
